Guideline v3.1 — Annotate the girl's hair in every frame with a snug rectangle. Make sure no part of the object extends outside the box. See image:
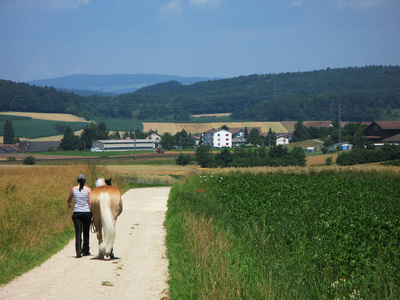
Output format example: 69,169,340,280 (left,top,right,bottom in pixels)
77,179,85,191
